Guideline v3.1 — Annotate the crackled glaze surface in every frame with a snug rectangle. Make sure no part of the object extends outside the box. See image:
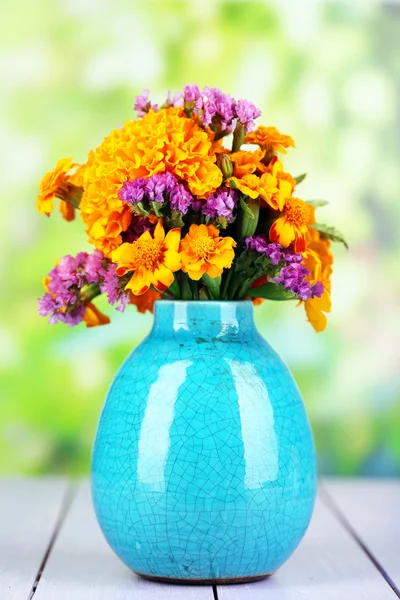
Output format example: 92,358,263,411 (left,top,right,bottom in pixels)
91,300,317,581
